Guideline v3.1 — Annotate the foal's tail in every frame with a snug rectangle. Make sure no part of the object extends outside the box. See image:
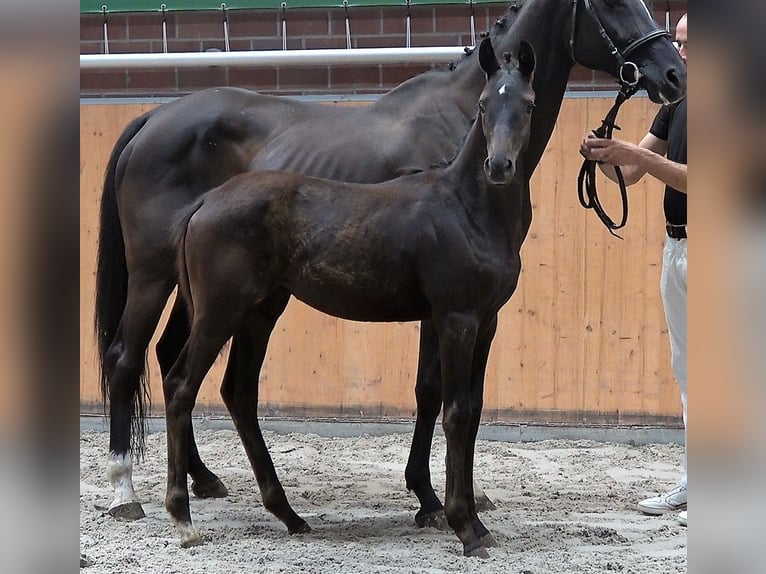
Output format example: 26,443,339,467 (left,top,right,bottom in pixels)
173,198,206,325
95,110,152,453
